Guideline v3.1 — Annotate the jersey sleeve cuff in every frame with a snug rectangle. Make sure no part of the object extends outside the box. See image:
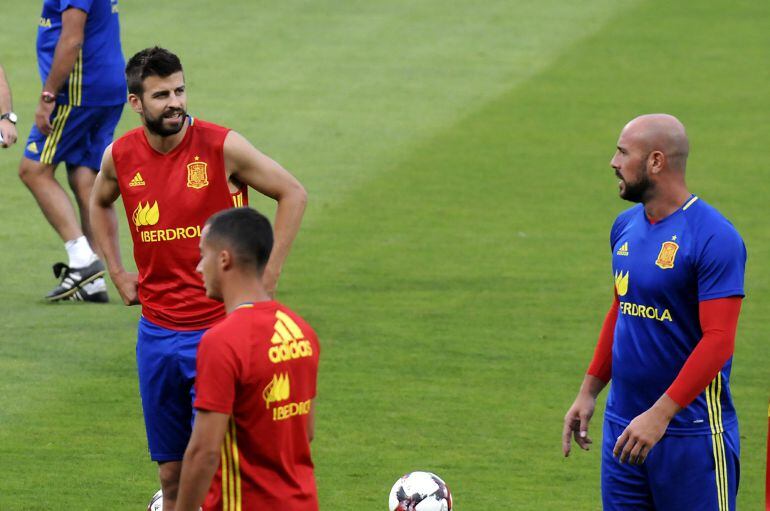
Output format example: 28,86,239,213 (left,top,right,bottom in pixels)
61,1,93,13
698,289,745,301
193,399,232,415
